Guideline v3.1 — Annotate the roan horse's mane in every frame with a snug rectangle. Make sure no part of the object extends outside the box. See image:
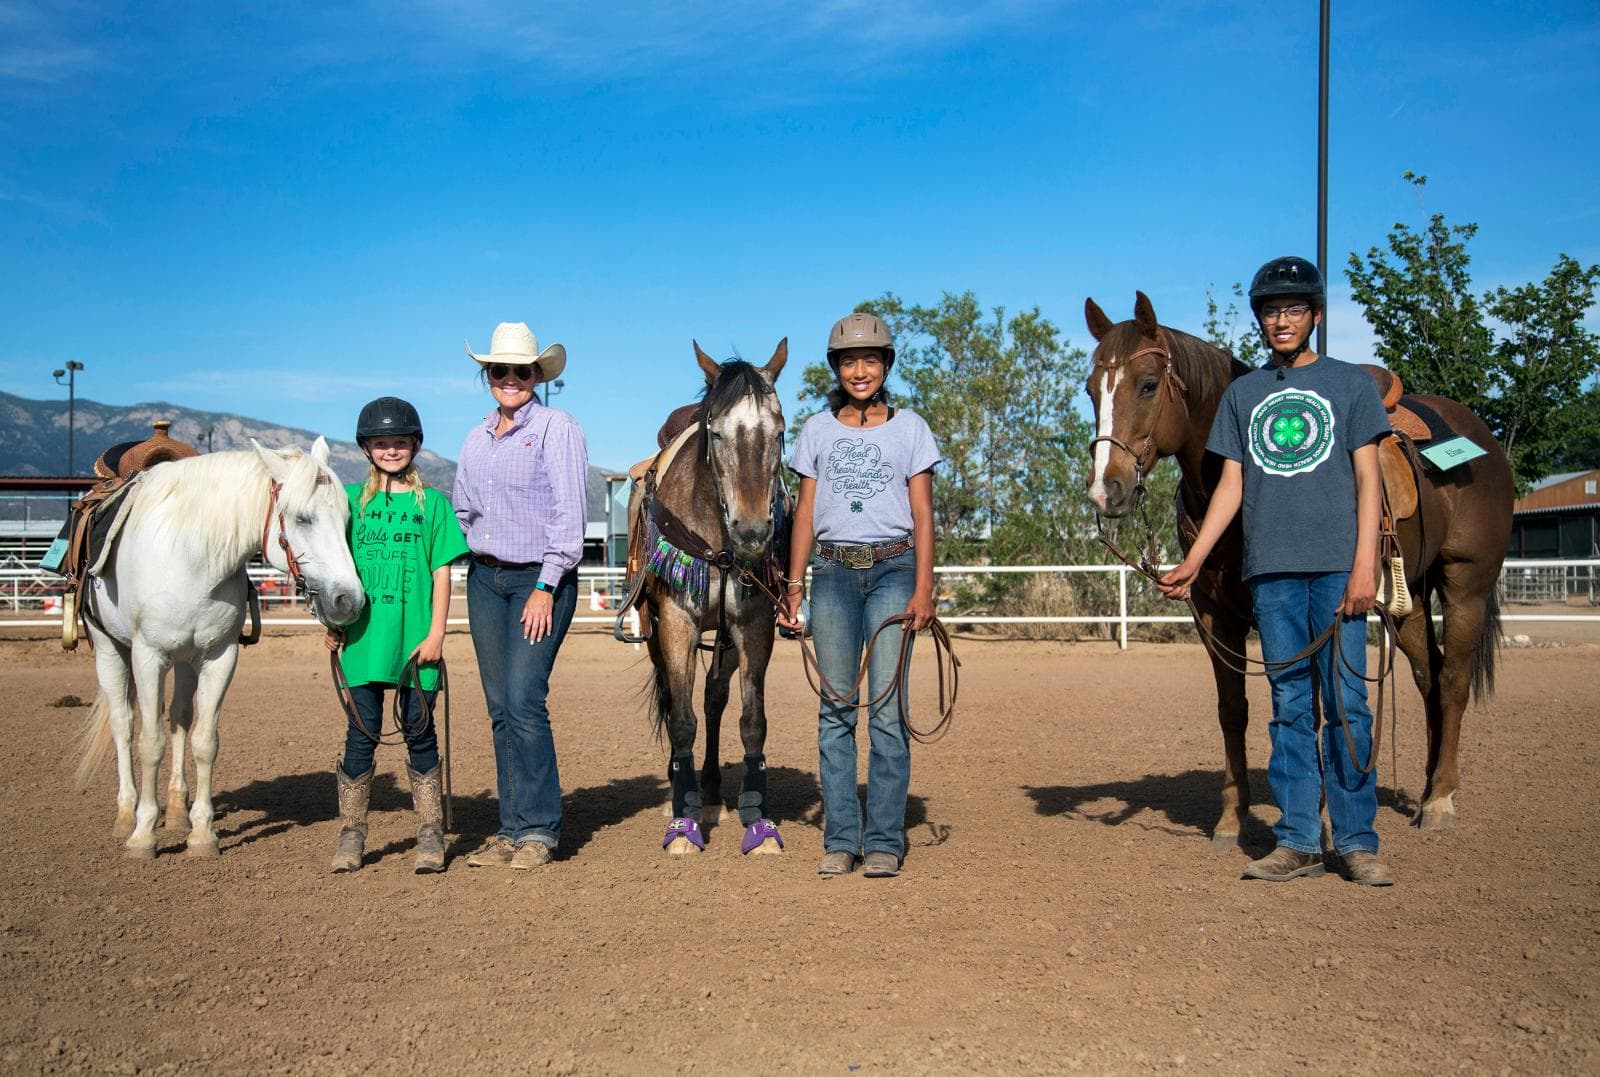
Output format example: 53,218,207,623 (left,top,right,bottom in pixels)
123,447,334,570
1099,319,1251,409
